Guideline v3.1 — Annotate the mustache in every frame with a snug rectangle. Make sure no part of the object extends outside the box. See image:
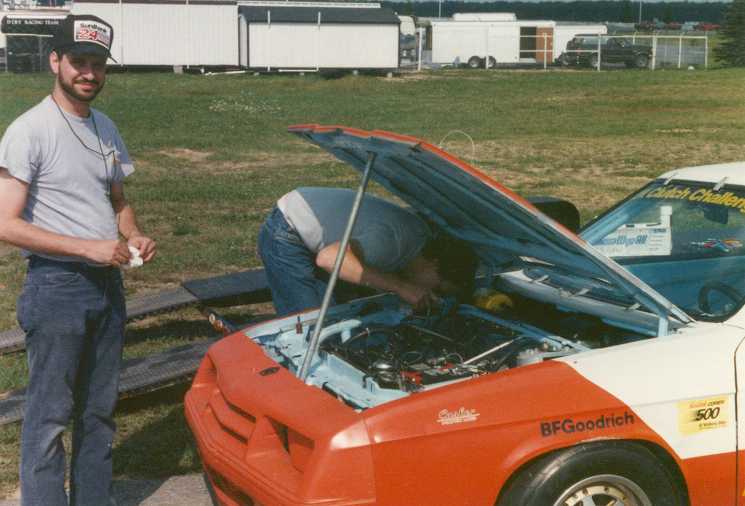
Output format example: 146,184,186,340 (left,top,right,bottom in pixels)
75,79,100,86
